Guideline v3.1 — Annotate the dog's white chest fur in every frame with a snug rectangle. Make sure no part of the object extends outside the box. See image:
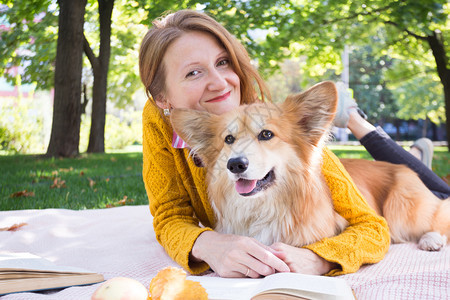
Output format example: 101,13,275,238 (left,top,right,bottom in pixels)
211,193,294,245
209,182,347,247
